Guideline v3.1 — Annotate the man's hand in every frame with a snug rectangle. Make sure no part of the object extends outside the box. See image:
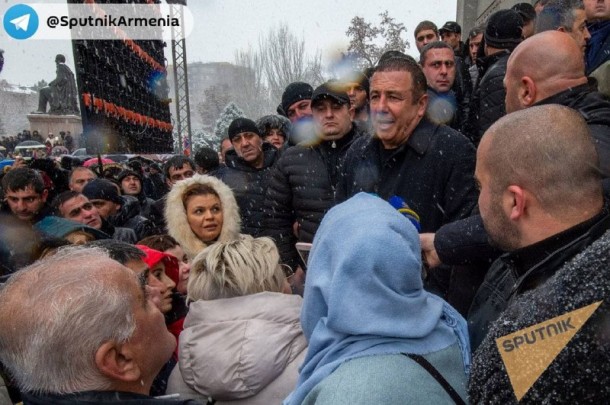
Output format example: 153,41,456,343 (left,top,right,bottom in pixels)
420,233,441,269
